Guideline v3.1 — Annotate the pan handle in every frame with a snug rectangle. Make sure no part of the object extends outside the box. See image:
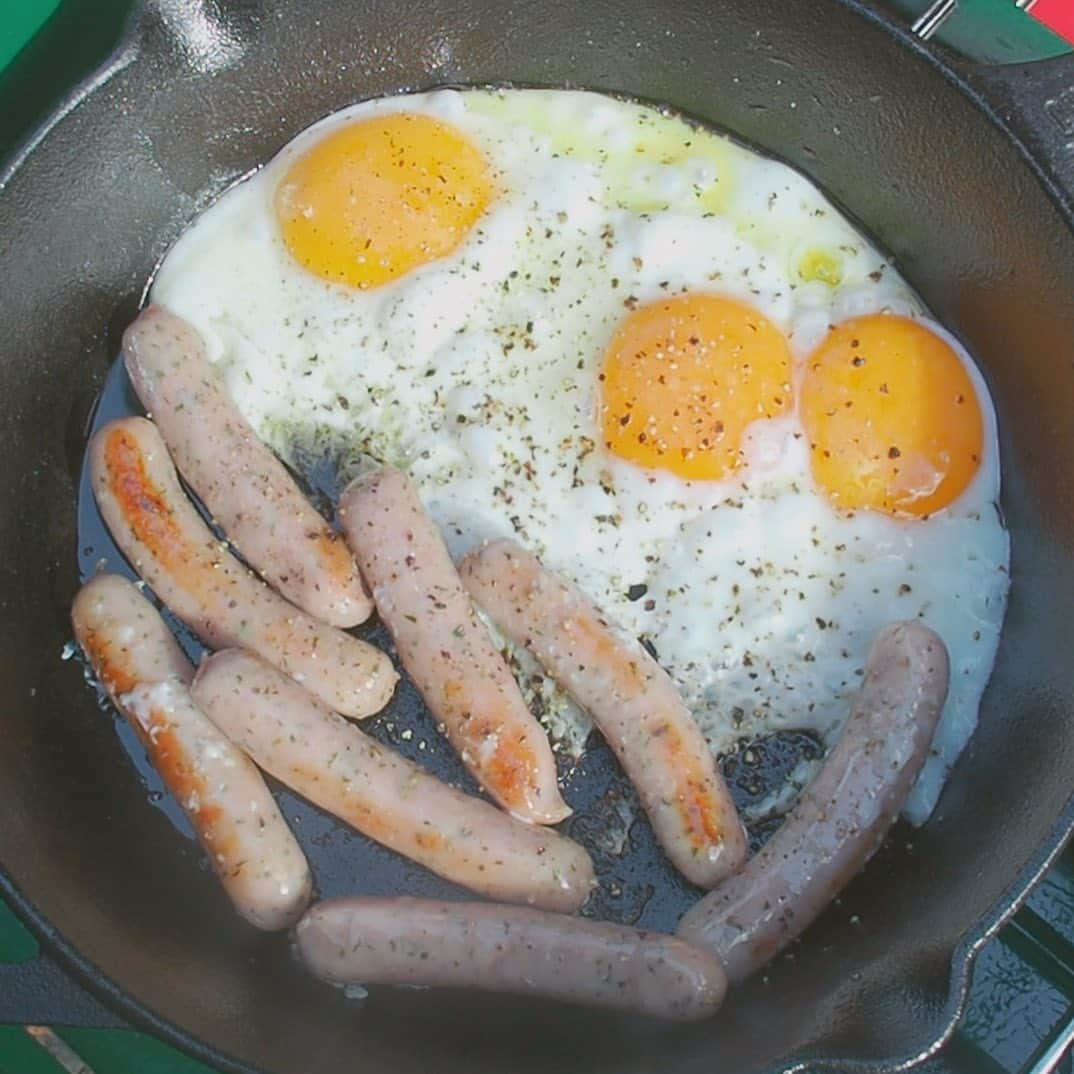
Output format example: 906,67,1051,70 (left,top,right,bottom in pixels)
0,952,127,1029
964,51,1074,209
899,3,1074,215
